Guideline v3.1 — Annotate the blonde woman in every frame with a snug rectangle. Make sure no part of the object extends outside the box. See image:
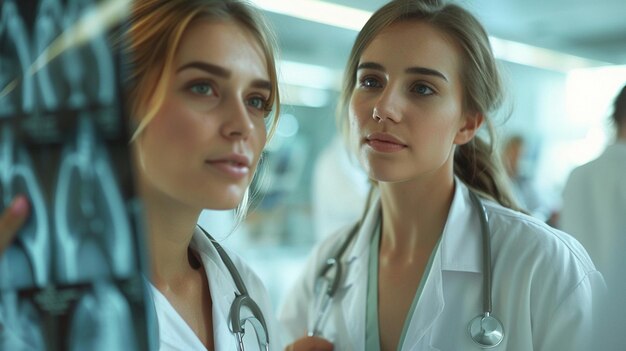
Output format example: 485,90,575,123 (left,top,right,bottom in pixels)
1,0,283,349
